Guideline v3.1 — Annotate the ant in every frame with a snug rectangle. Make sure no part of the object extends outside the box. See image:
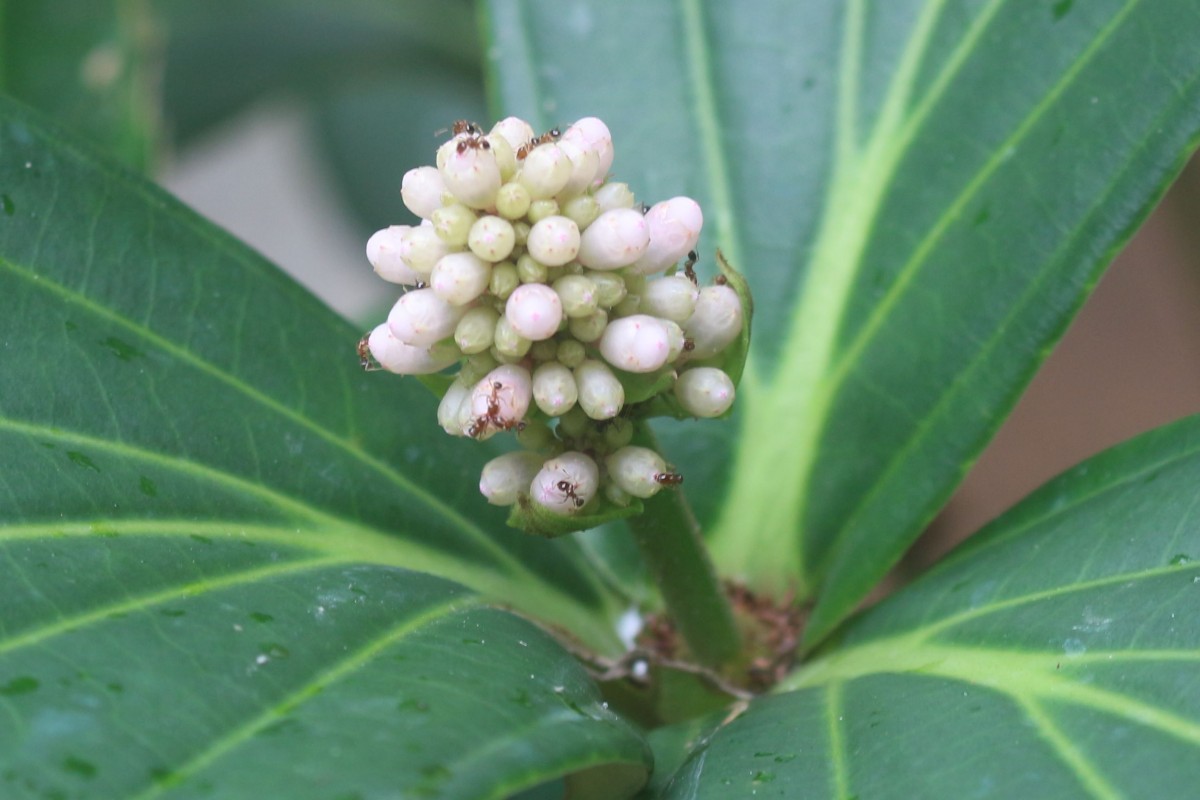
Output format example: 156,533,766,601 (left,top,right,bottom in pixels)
683,250,699,284
654,471,684,487
356,332,379,371
682,338,695,352
436,119,482,137
456,134,491,155
516,127,562,160
556,479,586,509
